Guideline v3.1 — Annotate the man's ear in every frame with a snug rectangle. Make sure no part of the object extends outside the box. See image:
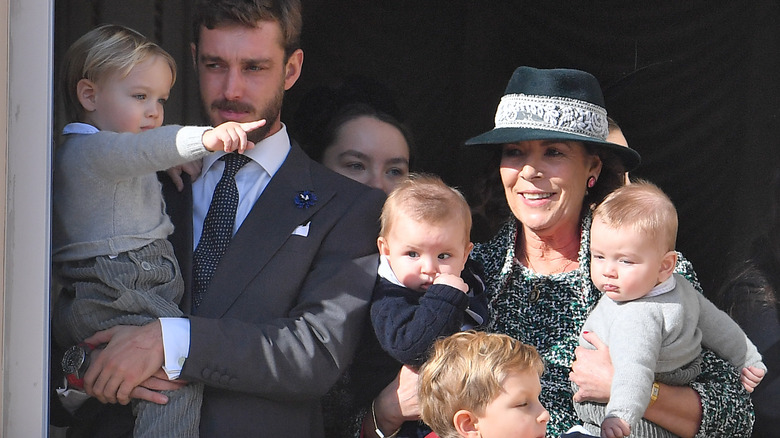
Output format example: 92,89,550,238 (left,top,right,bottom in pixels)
283,49,303,91
453,409,480,438
76,78,98,112
659,250,678,281
190,42,198,71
